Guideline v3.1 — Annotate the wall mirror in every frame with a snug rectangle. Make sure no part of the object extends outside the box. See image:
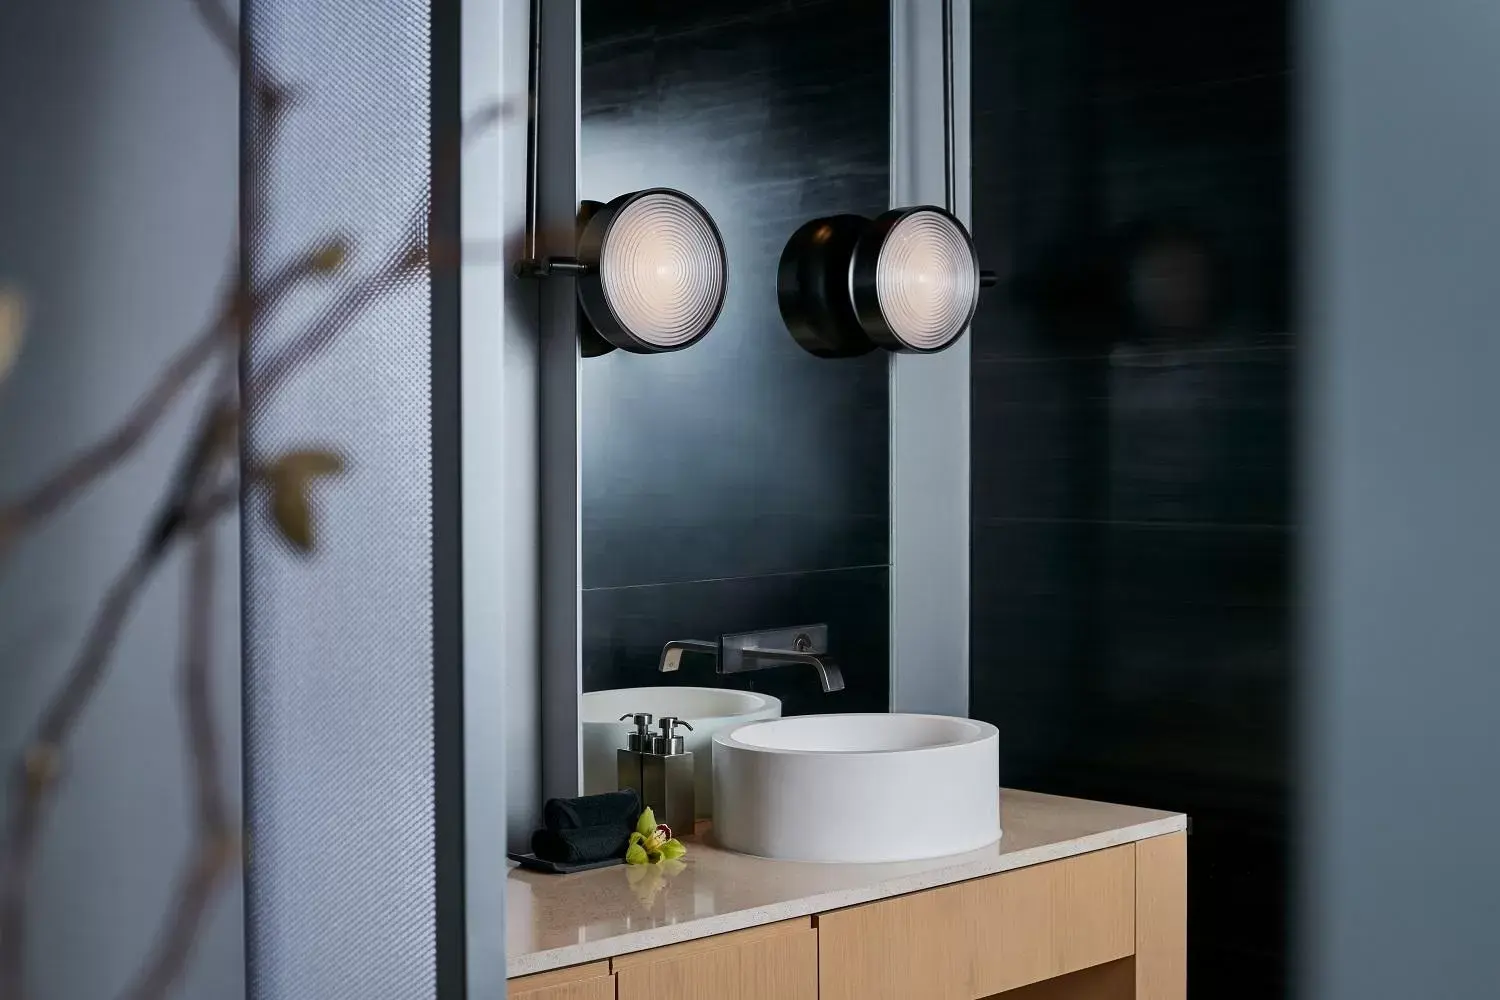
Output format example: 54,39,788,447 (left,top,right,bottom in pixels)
574,0,894,813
